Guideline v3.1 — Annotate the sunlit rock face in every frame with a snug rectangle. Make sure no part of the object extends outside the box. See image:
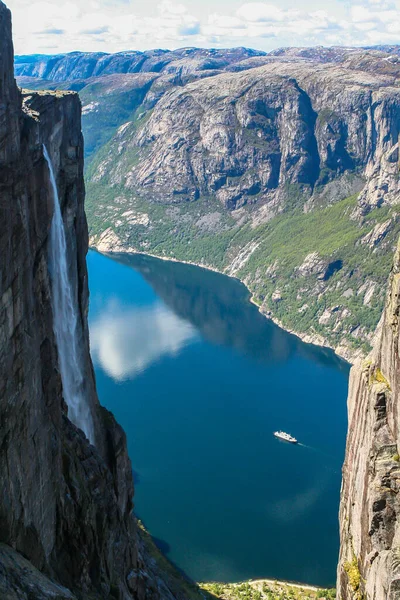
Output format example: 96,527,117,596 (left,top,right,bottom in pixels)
337,239,400,600
0,2,179,598
85,54,400,213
